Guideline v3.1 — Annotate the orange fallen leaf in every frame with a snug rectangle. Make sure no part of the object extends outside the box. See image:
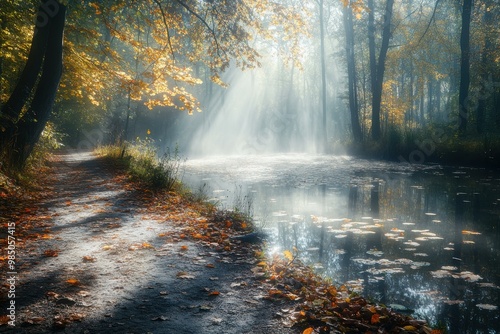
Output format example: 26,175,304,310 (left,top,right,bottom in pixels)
371,313,380,324
208,291,220,296
0,315,9,325
240,222,247,229
180,245,189,251
303,328,314,334
142,242,154,249
66,278,80,285
82,256,96,262
206,263,215,268
65,201,72,206
44,249,59,257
